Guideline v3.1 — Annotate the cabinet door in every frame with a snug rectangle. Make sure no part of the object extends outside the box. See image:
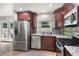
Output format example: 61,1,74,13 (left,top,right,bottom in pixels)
41,36,56,51
48,37,56,51
17,12,31,20
41,36,47,50
54,12,64,28
30,13,37,33
31,36,41,49
64,3,75,15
